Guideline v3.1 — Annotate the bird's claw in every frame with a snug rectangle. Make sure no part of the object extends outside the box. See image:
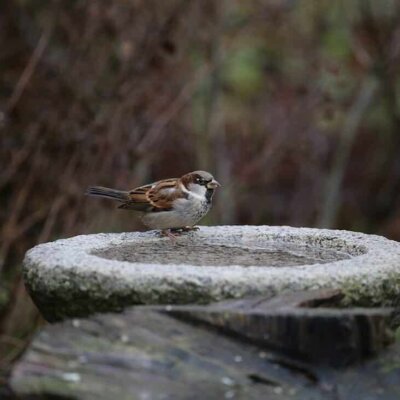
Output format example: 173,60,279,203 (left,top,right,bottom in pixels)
178,226,199,232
